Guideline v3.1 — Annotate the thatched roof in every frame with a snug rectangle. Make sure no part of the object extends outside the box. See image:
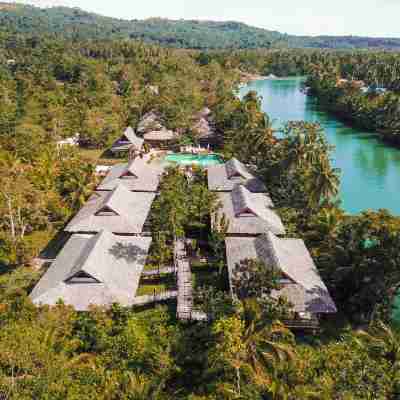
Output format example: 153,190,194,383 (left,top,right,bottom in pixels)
225,232,337,314
208,158,267,192
30,230,152,310
137,111,164,134
196,107,211,119
111,127,144,152
143,129,178,141
97,156,165,192
65,185,155,234
192,117,215,138
213,185,284,236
